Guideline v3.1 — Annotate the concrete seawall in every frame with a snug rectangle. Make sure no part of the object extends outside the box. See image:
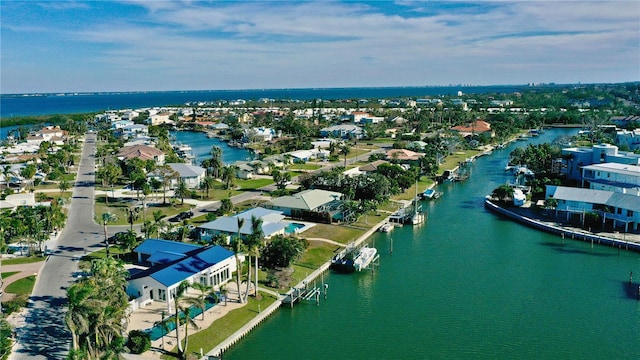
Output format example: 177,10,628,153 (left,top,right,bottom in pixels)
203,217,390,359
484,198,640,252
